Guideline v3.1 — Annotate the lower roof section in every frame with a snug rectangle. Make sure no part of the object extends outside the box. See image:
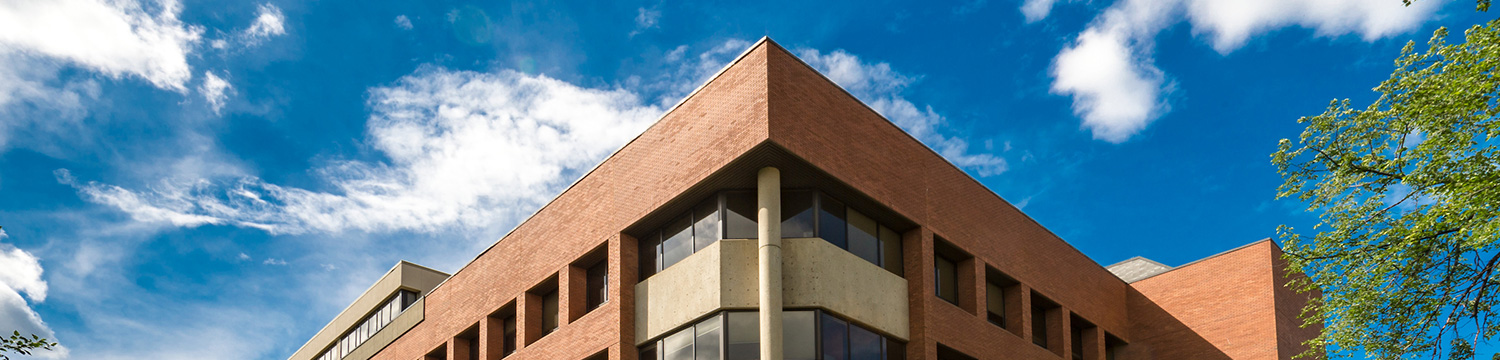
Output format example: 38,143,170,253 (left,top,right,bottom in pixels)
289,261,449,360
